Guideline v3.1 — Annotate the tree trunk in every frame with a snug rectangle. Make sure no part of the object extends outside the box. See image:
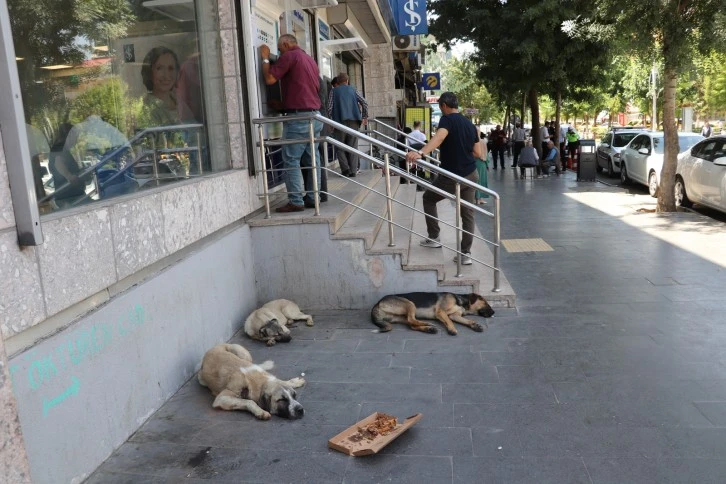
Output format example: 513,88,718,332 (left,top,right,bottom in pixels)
521,92,527,125
529,87,542,158
657,53,679,212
